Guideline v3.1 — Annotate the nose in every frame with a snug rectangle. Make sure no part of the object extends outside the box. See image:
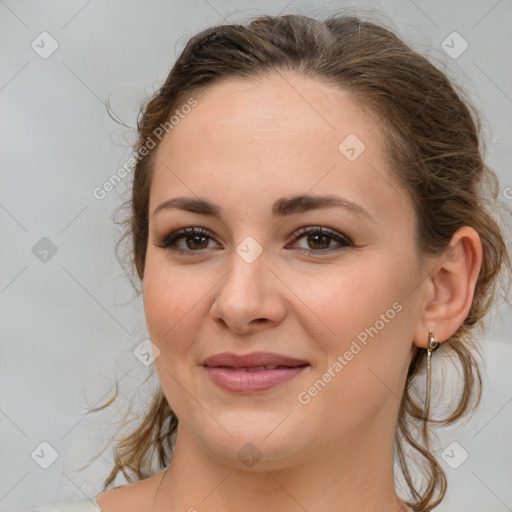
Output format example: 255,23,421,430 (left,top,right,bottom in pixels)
209,247,287,335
